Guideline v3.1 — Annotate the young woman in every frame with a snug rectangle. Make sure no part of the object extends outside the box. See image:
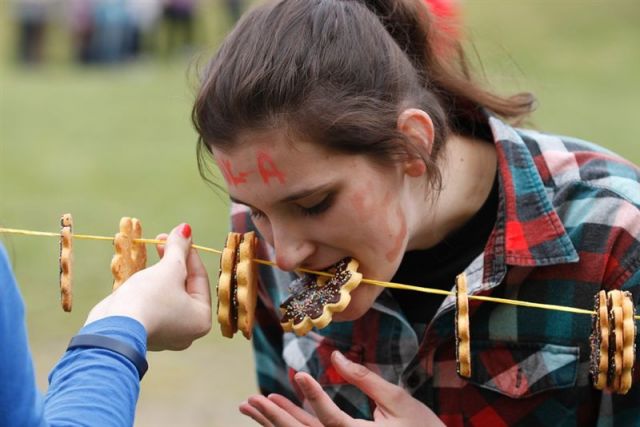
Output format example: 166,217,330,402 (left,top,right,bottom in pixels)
1,224,212,426
192,0,640,424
